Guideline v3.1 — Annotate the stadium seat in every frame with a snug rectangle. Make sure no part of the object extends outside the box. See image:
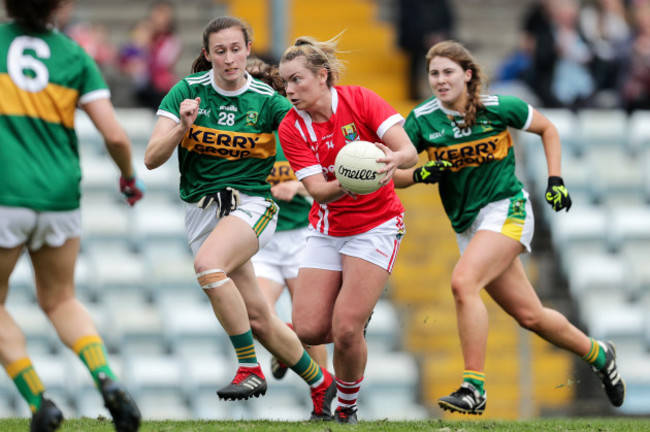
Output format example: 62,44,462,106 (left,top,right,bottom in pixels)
538,108,580,155
616,351,650,415
7,252,35,303
547,204,609,259
620,243,650,298
364,352,419,394
362,391,430,420
365,299,401,352
161,297,230,356
575,109,628,155
626,110,650,156
586,150,646,207
190,390,249,420
132,193,187,245
566,252,628,299
123,354,183,395
0,392,16,418
85,241,148,300
581,295,644,343
133,148,180,196
8,303,60,355
80,153,121,194
140,239,196,293
110,303,166,355
609,206,650,253
80,193,134,246
114,108,157,148
136,389,191,420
